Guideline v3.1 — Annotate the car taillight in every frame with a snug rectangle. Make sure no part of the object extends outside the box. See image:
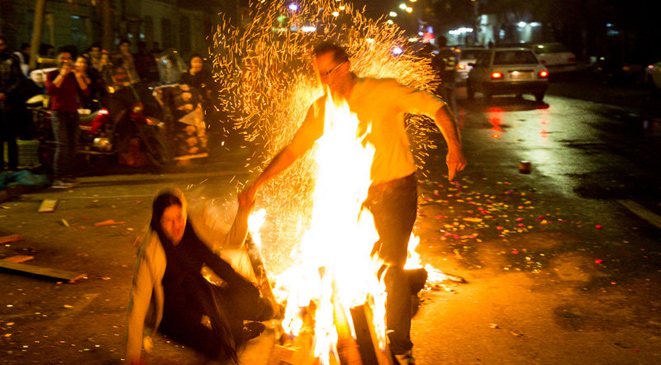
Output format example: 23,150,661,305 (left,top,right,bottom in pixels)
457,64,466,70
491,72,503,79
539,70,549,78
98,108,109,115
